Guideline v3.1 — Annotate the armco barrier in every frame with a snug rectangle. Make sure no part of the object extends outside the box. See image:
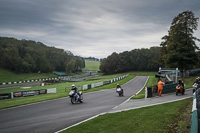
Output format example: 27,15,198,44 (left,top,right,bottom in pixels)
82,74,129,91
162,83,178,94
0,77,60,85
145,83,178,98
190,90,199,133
